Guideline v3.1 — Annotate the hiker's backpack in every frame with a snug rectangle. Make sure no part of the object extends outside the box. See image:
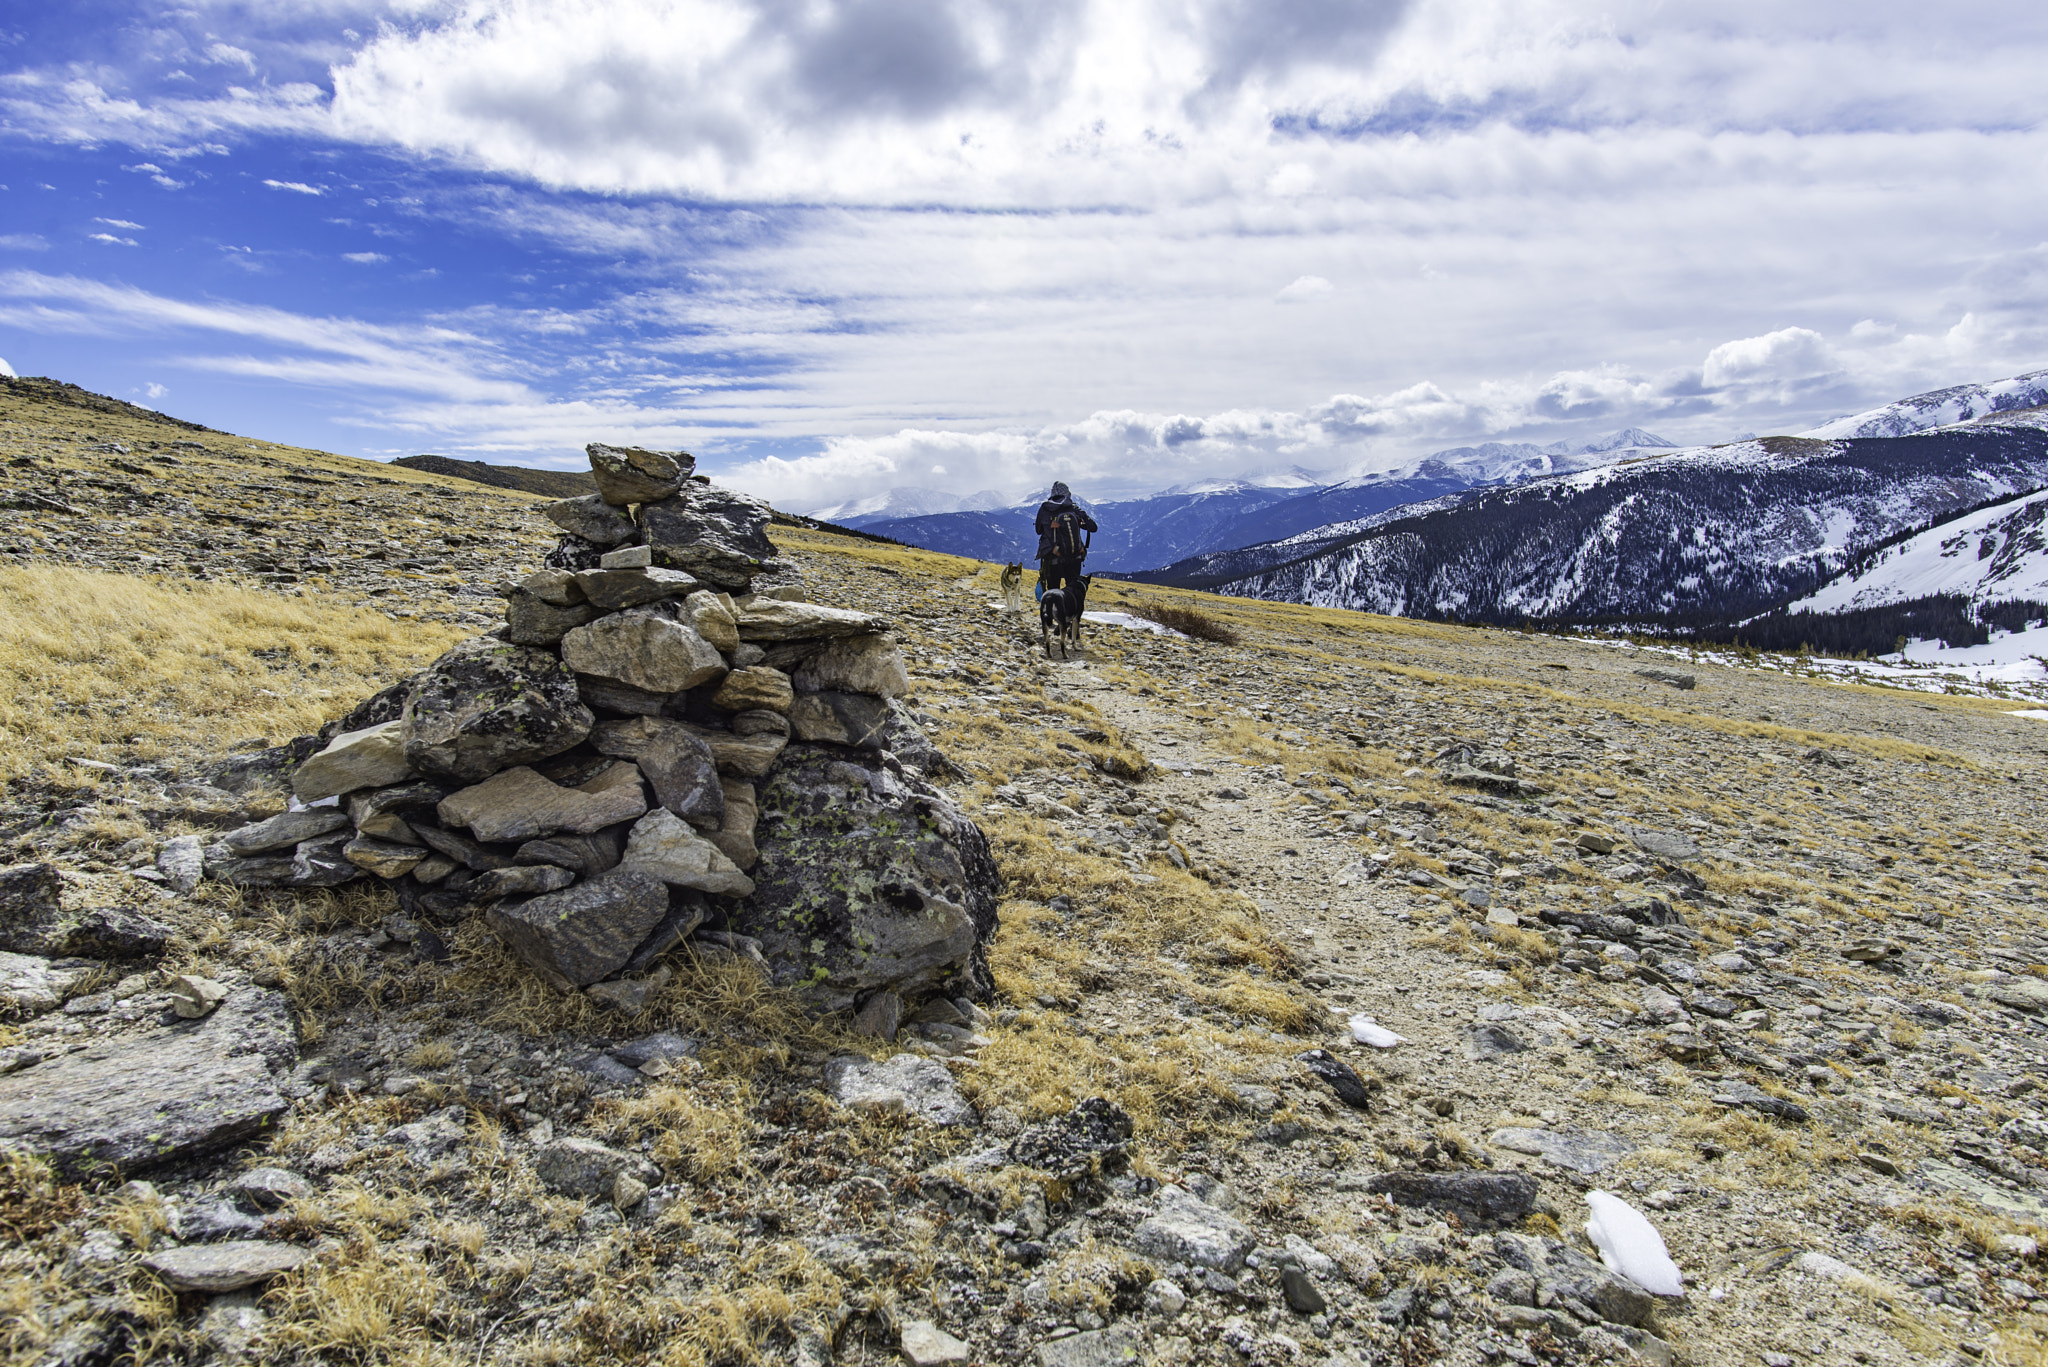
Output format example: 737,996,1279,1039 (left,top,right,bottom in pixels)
1047,506,1089,563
